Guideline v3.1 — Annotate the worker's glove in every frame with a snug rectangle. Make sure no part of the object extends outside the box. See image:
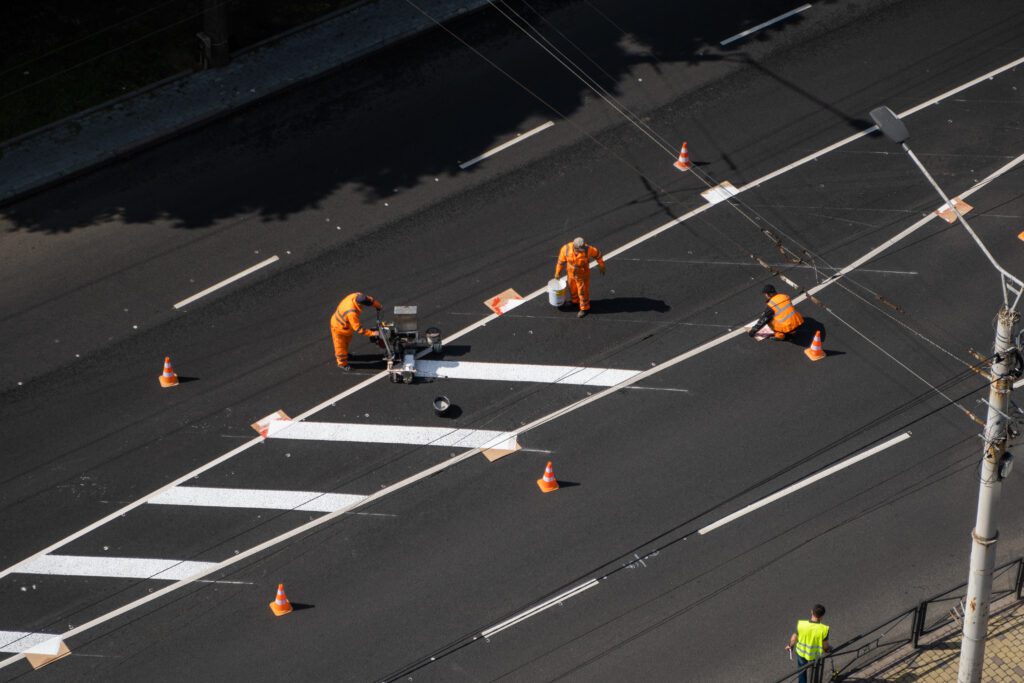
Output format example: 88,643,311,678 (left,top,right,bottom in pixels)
599,264,606,275
373,300,383,310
